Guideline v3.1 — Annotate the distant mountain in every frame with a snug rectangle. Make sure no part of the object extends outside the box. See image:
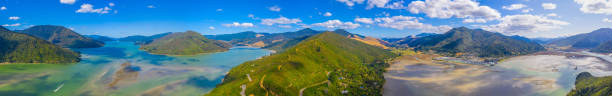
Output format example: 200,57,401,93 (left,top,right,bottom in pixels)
208,28,389,51
20,25,104,48
383,33,438,48
409,27,545,57
206,32,396,96
591,40,612,53
567,72,612,96
530,37,563,44
118,32,172,45
140,31,231,55
0,26,80,63
550,28,612,49
84,35,116,41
